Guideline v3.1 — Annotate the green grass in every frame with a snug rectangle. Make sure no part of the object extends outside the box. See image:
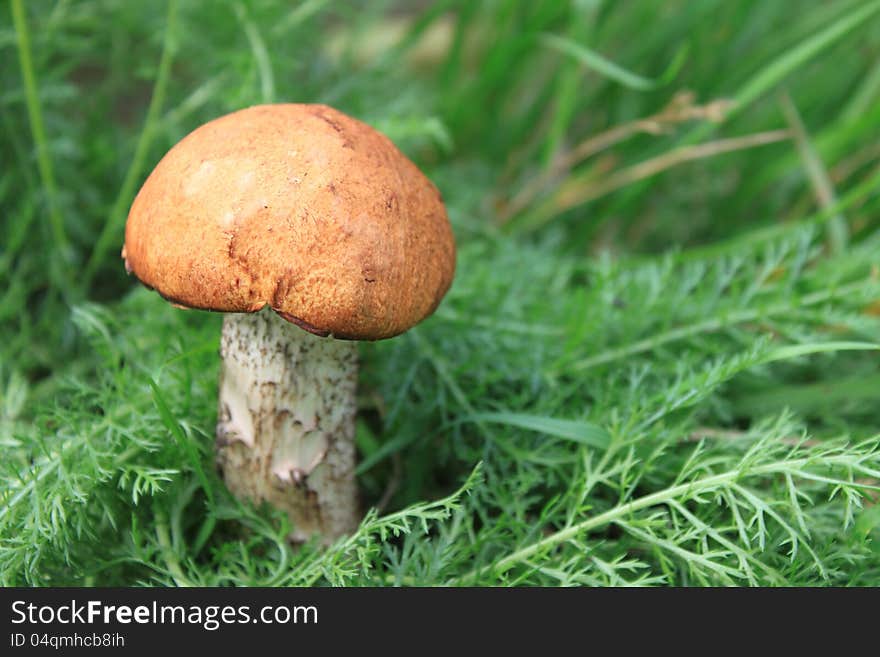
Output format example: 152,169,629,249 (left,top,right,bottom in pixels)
2,0,880,586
